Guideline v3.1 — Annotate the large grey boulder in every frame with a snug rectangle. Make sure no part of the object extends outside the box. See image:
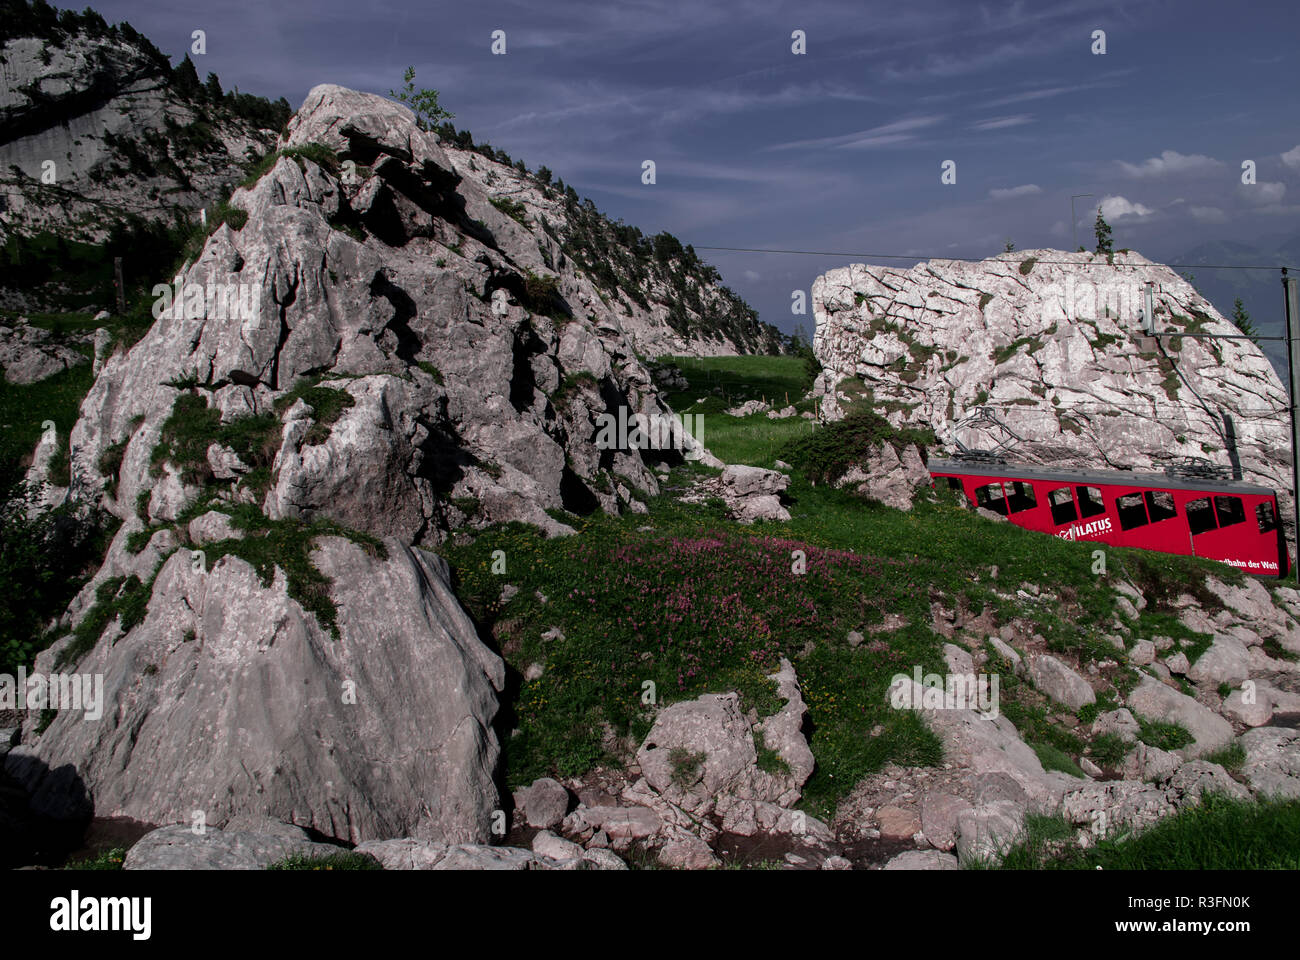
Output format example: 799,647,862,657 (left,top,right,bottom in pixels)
0,322,88,384
516,777,570,829
0,29,278,244
8,537,505,846
720,465,789,498
636,658,813,818
1060,781,1175,841
955,800,1025,865
834,440,931,511
1239,727,1300,798
1026,654,1095,710
891,678,1079,806
1165,760,1250,804
1126,676,1233,758
884,850,960,870
712,466,791,523
62,84,730,547
1091,708,1140,742
1186,635,1252,687
638,693,756,816
353,837,626,871
123,824,344,870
